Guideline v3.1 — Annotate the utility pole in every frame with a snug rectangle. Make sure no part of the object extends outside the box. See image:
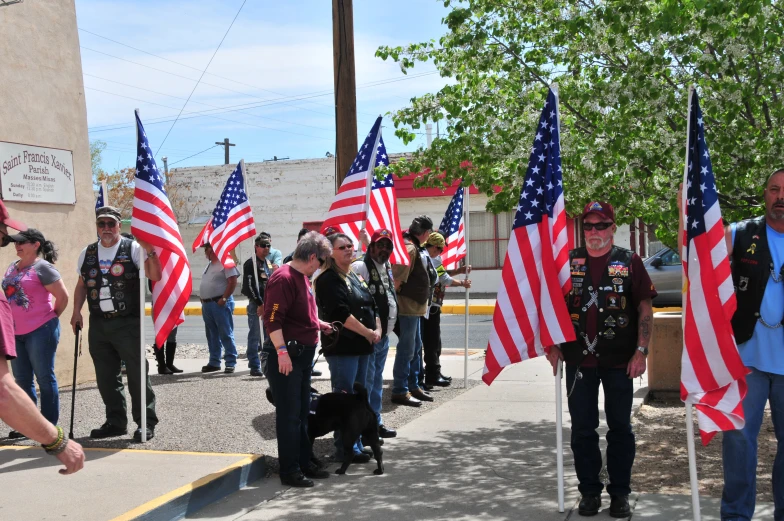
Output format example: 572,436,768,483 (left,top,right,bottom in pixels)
215,138,235,165
332,0,358,192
